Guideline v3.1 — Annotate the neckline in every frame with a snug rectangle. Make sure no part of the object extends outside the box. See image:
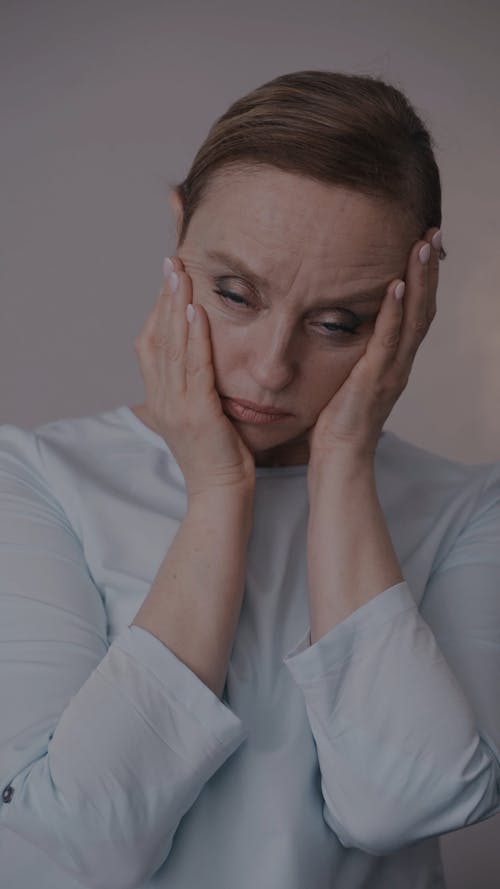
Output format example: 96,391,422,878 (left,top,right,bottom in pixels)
117,406,309,478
